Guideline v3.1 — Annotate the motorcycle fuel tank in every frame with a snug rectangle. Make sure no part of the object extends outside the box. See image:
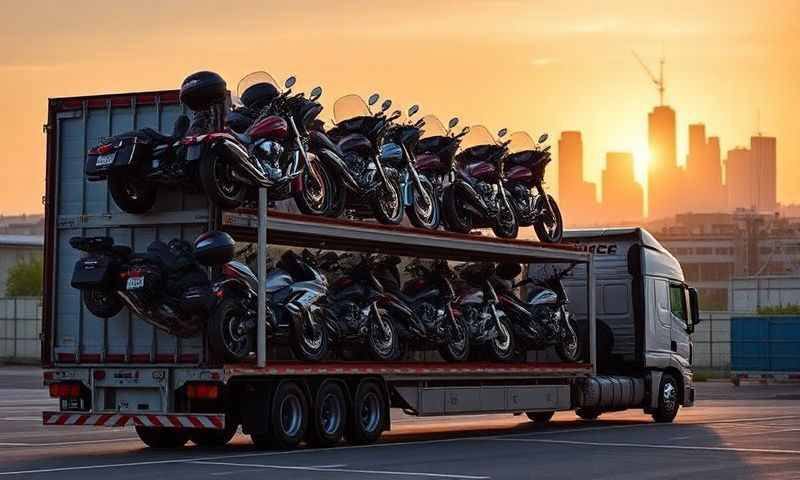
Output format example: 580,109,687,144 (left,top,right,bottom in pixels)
380,143,403,165
246,115,288,141
223,261,259,291
528,287,558,306
505,165,533,183
338,133,373,156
